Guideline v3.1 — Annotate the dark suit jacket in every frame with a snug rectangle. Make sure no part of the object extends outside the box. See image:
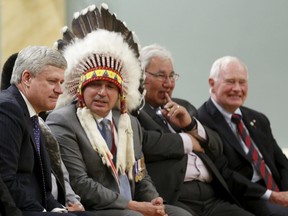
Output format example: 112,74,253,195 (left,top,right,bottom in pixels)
0,85,63,212
46,103,159,211
135,98,237,205
198,98,288,204
0,175,22,216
